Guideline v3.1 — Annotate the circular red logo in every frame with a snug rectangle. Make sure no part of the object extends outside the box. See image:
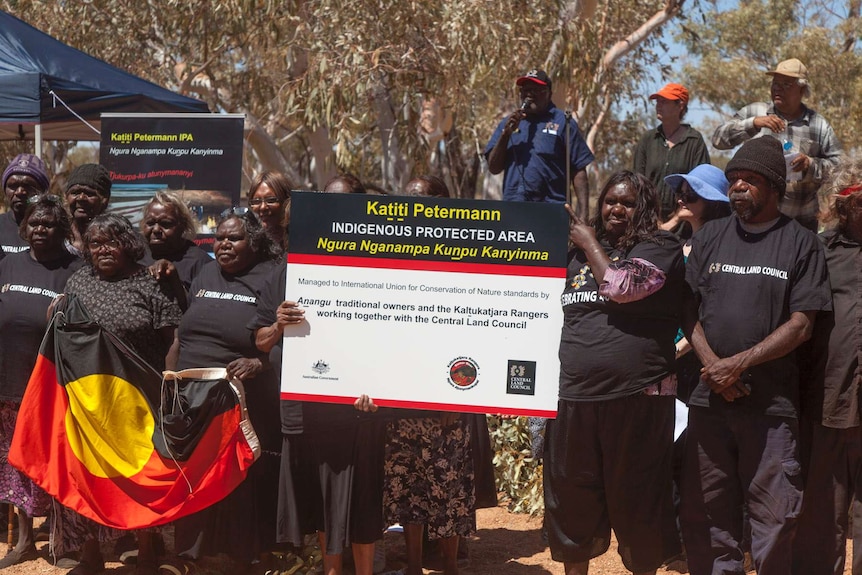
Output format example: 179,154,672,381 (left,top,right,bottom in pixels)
448,358,479,390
